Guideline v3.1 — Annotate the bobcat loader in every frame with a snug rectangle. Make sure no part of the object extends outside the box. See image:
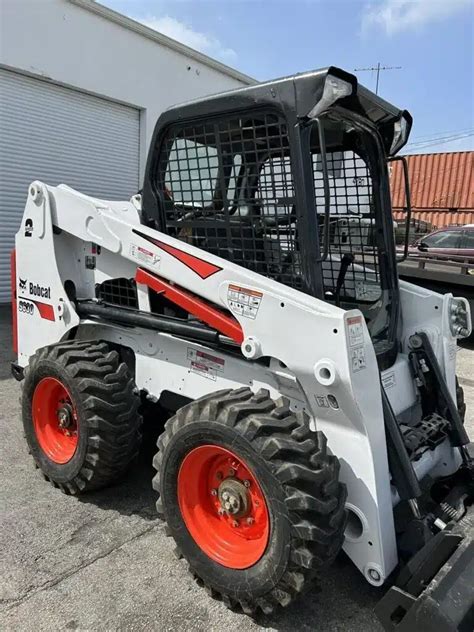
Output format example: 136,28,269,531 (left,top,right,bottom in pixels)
11,68,473,629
